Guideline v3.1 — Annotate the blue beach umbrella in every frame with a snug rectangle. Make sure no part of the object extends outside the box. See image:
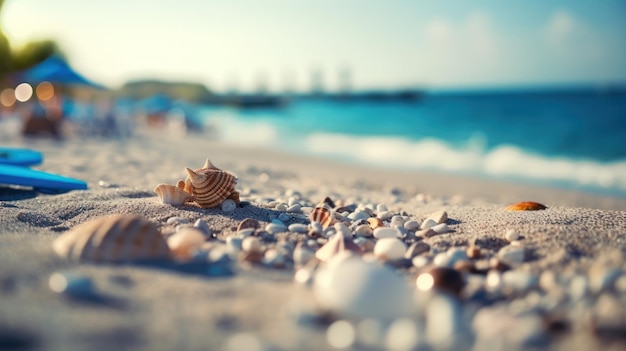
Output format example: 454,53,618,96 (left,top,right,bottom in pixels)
19,56,104,88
